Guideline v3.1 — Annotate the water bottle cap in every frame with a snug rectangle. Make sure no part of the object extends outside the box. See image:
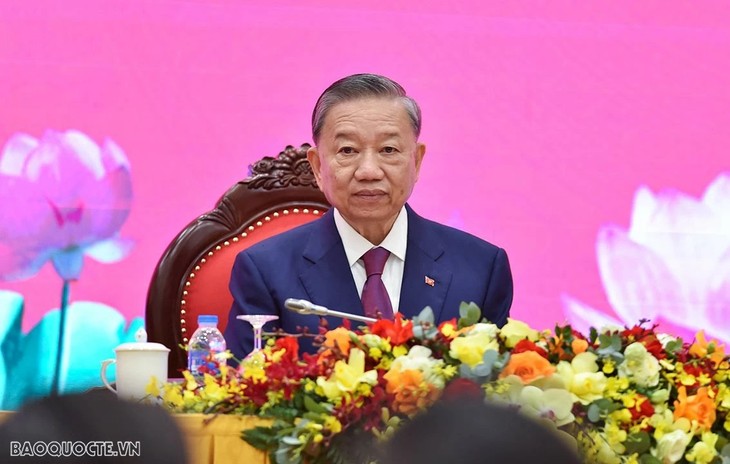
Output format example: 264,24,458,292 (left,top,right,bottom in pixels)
198,315,218,325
